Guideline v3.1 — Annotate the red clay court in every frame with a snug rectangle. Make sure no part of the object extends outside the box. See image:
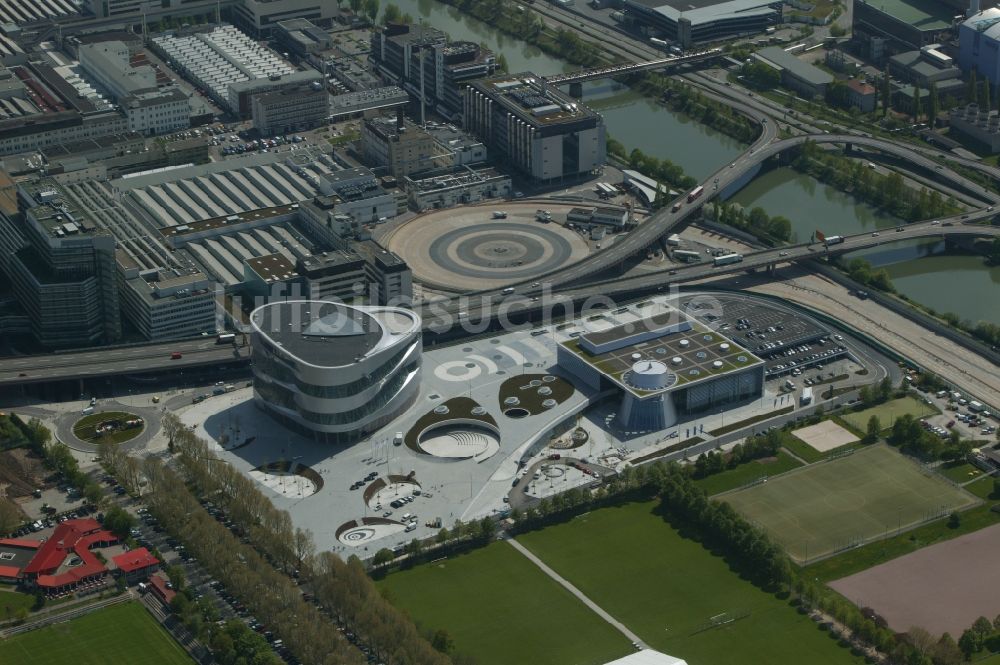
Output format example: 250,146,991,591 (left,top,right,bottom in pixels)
829,522,1000,636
